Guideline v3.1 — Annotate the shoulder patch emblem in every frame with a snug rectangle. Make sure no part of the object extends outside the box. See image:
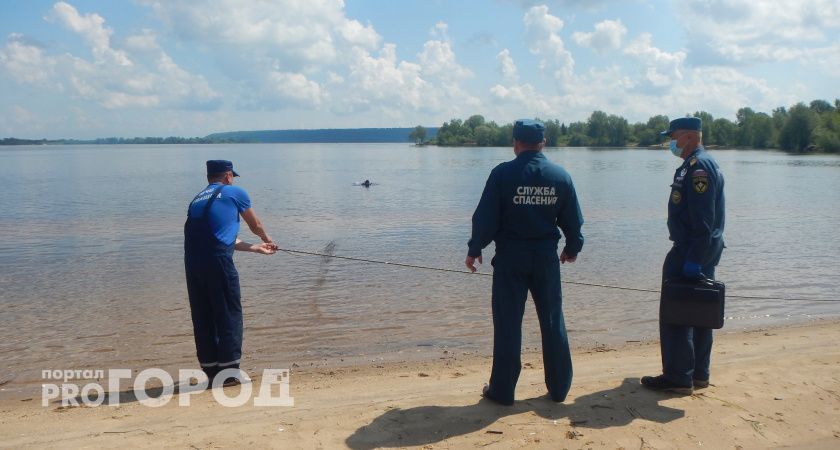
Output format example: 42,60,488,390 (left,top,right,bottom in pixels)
693,177,709,194
671,190,682,204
